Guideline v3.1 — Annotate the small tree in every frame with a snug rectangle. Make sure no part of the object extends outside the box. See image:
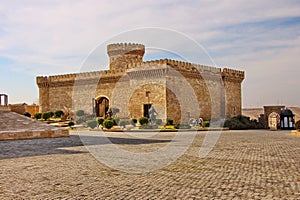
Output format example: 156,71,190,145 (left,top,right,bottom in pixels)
42,112,51,121
68,121,75,128
97,118,105,126
203,121,210,127
54,110,64,118
34,113,42,119
114,118,120,125
76,110,85,117
139,117,149,125
131,118,137,126
49,111,54,117
166,118,173,125
119,120,126,128
103,119,114,129
87,120,98,129
24,112,31,118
